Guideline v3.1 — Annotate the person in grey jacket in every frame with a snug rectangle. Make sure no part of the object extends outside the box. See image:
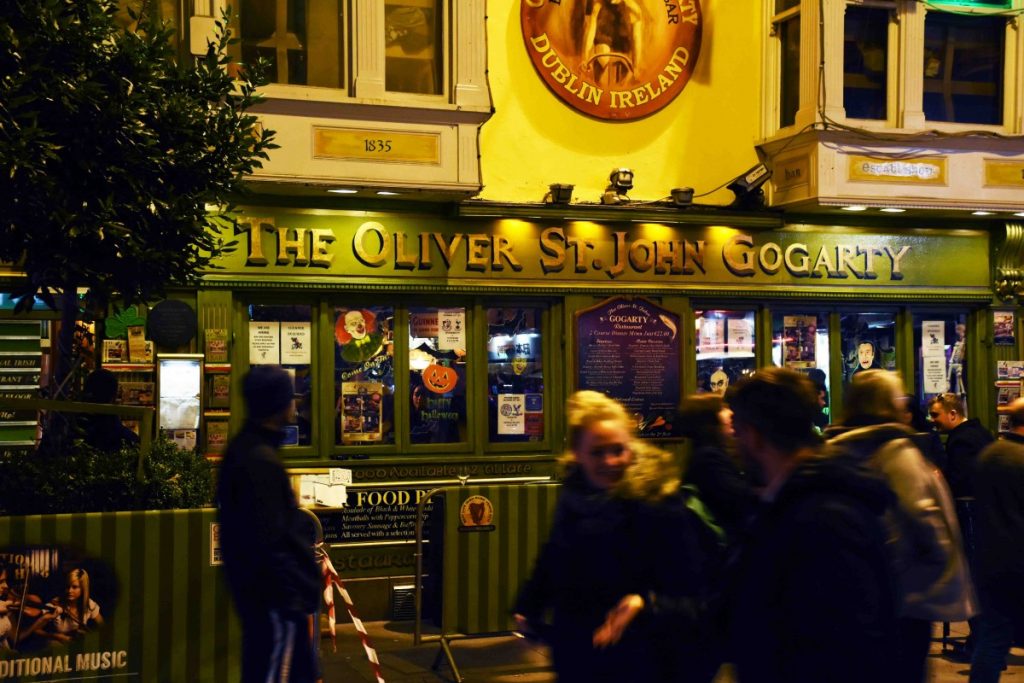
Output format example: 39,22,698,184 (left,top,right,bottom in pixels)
826,370,976,683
